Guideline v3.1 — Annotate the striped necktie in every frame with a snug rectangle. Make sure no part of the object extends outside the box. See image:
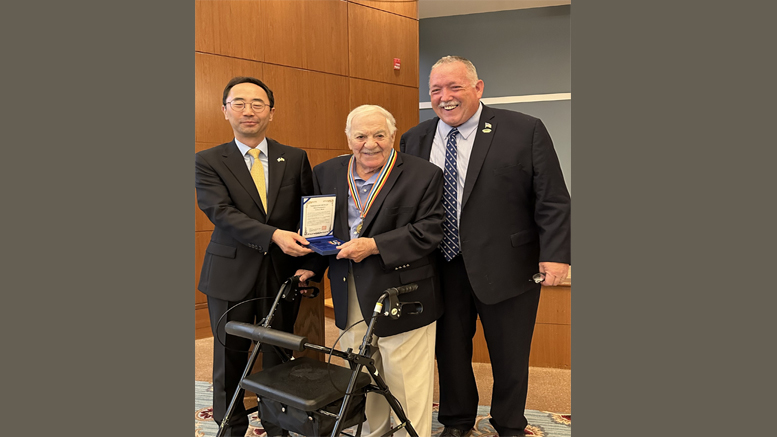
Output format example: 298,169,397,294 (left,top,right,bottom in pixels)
247,148,268,214
441,128,460,261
